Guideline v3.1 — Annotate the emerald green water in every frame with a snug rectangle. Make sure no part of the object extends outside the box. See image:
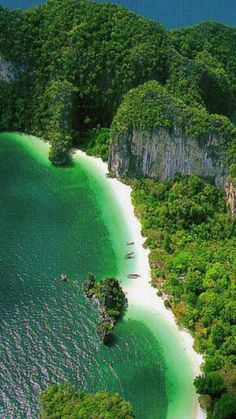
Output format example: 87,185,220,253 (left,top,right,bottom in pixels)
0,133,197,418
